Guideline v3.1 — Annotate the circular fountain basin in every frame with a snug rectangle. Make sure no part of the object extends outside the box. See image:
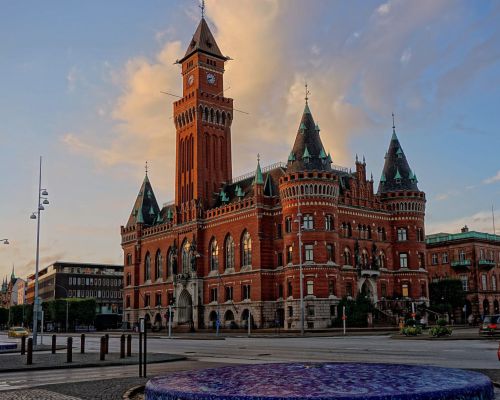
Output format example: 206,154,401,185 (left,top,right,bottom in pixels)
145,362,494,400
